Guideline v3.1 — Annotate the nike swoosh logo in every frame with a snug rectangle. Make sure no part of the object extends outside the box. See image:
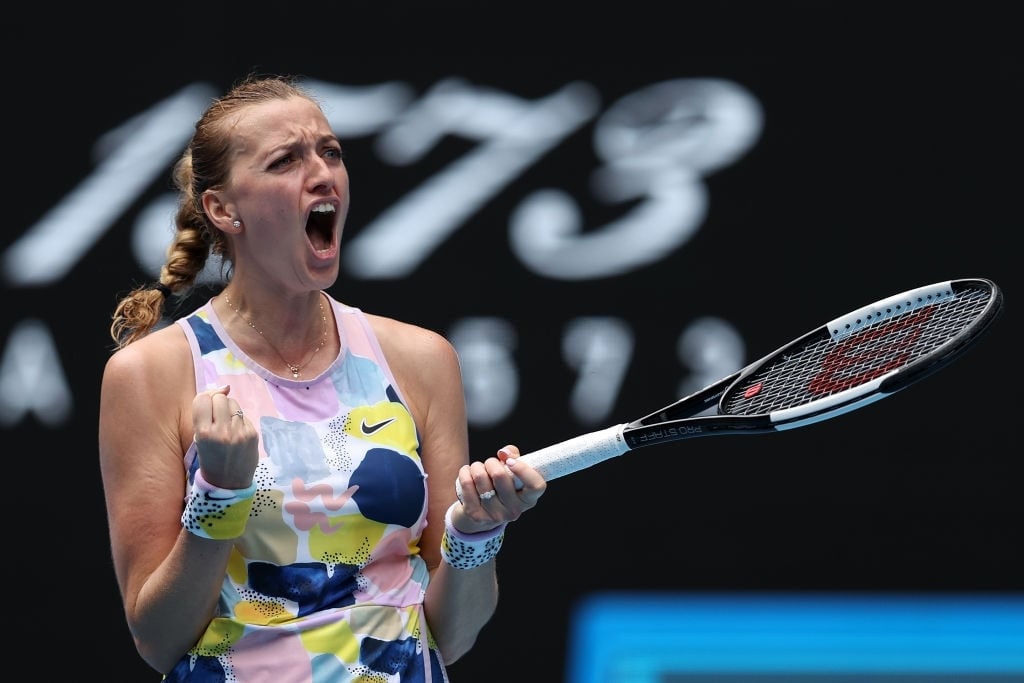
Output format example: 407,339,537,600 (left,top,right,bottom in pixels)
360,417,396,435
